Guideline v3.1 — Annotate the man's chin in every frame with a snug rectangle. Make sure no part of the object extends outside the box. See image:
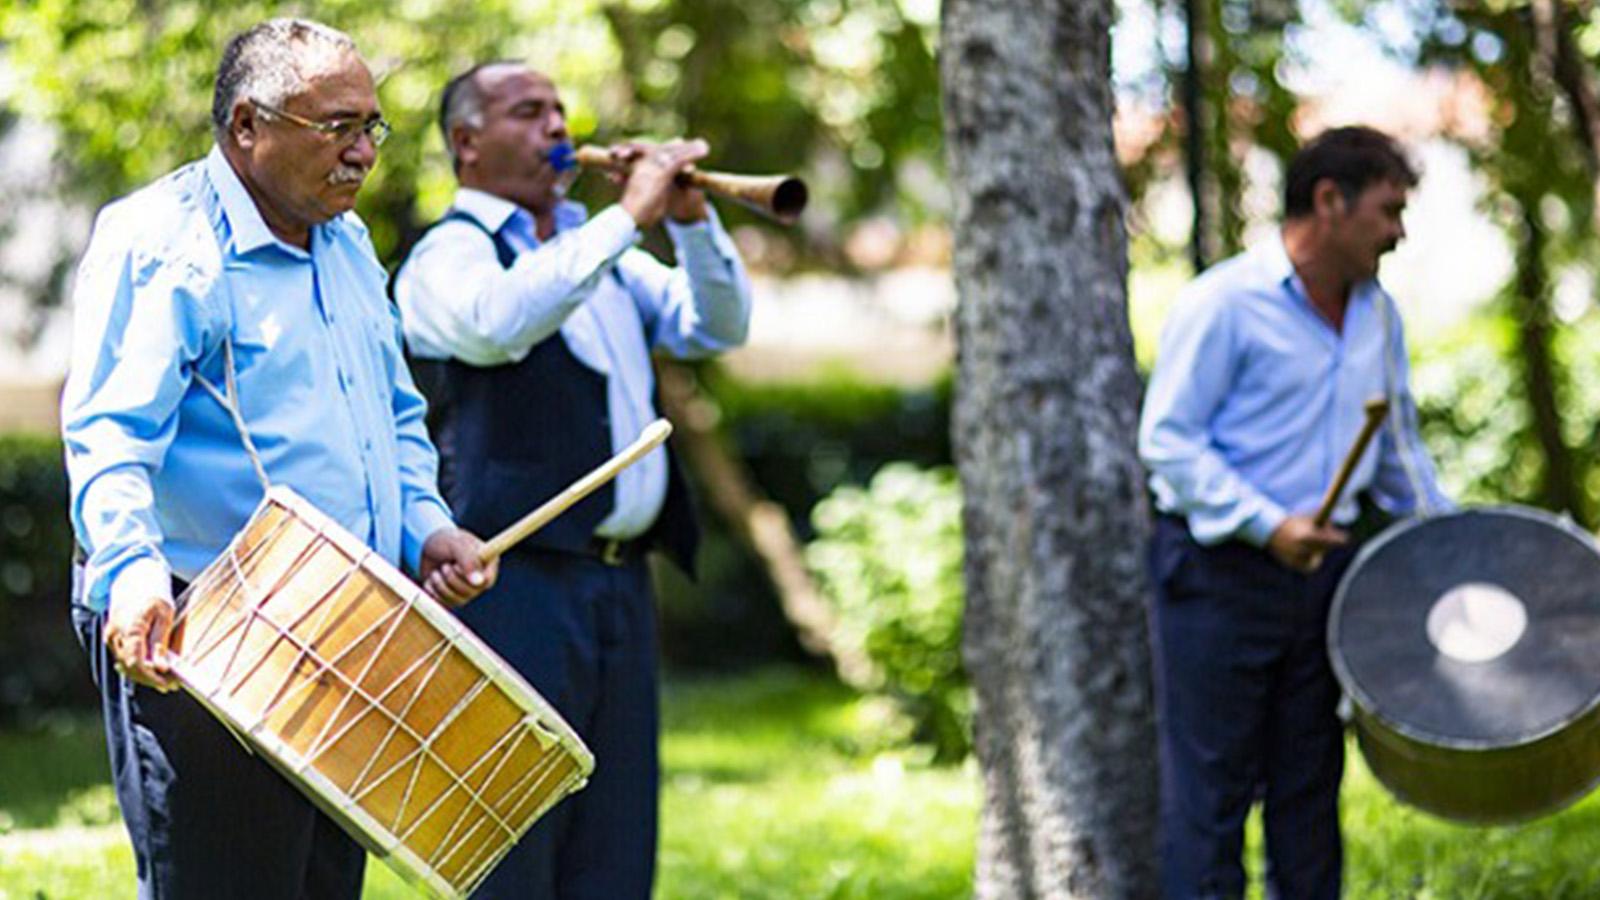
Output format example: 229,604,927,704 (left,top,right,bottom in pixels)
323,184,364,214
